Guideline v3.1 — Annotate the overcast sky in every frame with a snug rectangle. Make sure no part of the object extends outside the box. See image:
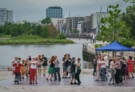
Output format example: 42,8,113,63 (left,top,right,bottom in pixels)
0,0,130,22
